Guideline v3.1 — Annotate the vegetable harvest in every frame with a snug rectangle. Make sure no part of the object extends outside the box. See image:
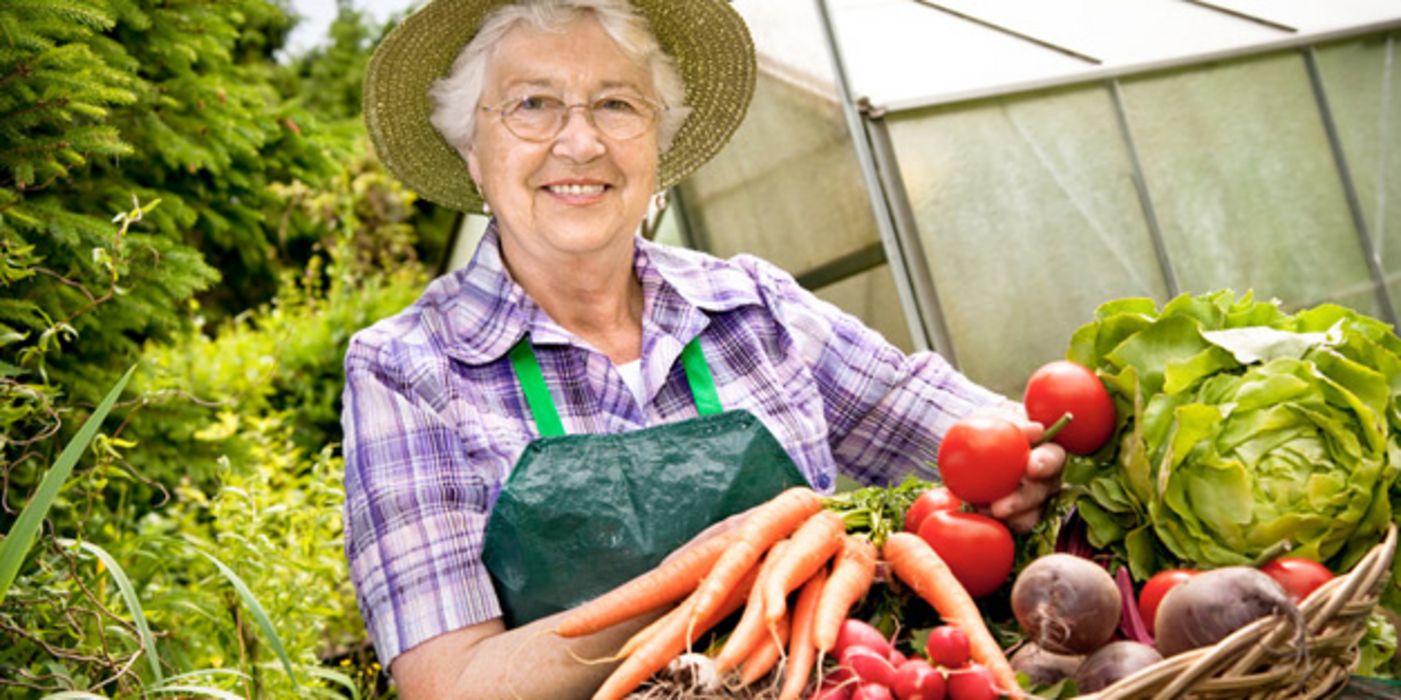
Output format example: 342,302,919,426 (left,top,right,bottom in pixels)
554,484,1020,700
